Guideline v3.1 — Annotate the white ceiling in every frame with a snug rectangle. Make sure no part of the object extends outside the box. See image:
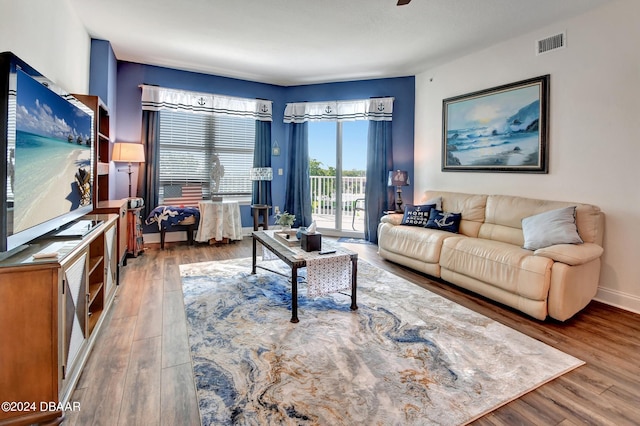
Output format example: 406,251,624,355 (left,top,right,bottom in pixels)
69,0,611,86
